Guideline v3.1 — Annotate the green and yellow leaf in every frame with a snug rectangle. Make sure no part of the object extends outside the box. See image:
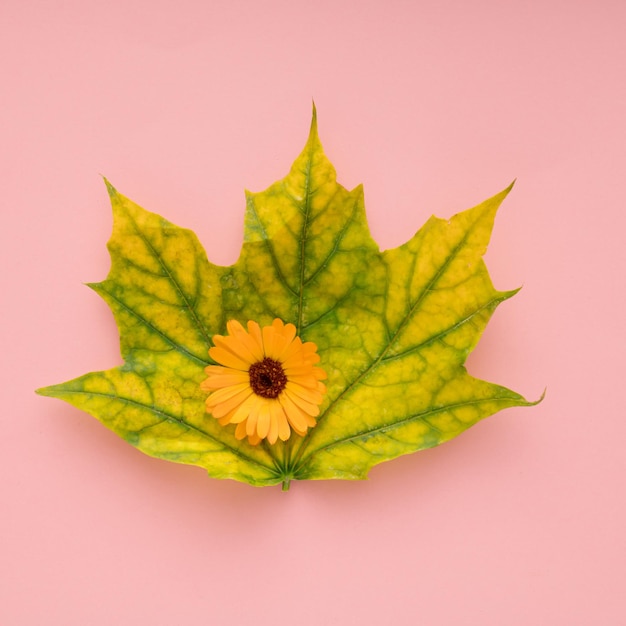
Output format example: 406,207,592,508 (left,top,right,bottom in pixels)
37,108,540,489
